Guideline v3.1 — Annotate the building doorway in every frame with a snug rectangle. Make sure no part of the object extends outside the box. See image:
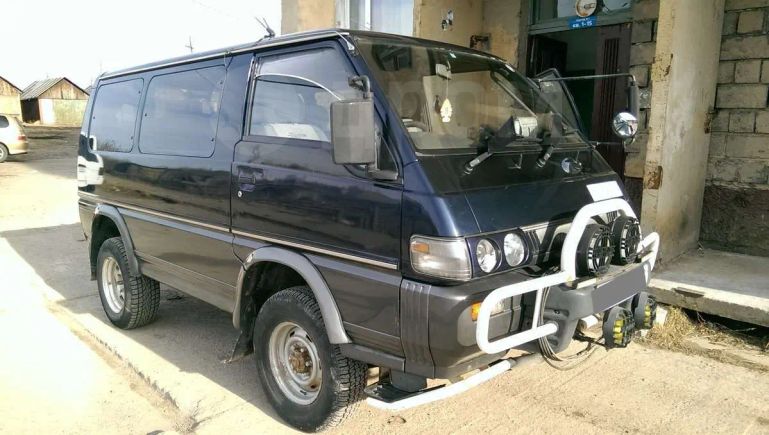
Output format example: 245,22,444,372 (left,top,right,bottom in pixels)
527,23,632,178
